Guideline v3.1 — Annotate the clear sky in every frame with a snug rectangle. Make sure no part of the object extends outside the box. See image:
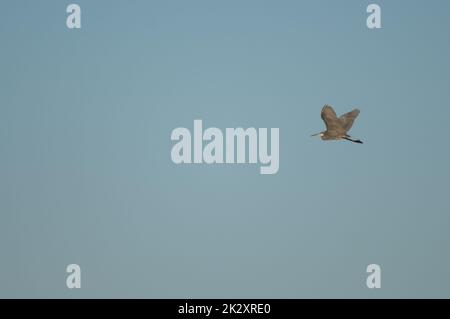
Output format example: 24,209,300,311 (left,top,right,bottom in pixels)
1,0,450,298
